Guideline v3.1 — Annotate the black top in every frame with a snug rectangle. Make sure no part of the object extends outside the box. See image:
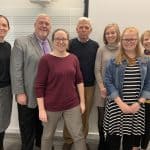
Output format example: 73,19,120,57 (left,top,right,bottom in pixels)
0,41,11,88
69,38,99,86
